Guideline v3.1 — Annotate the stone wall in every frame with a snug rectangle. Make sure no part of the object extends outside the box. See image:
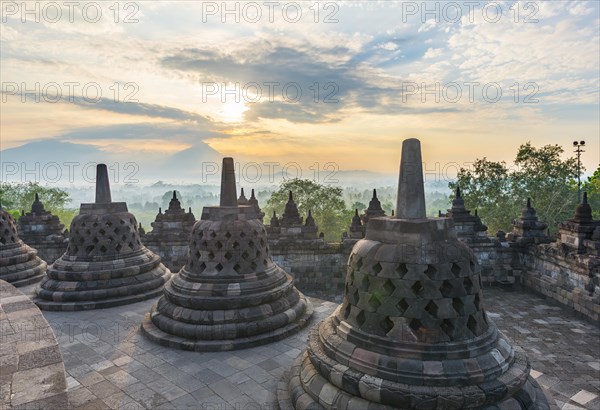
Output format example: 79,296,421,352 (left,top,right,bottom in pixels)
28,240,68,265
519,245,600,323
270,242,349,301
145,241,189,273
